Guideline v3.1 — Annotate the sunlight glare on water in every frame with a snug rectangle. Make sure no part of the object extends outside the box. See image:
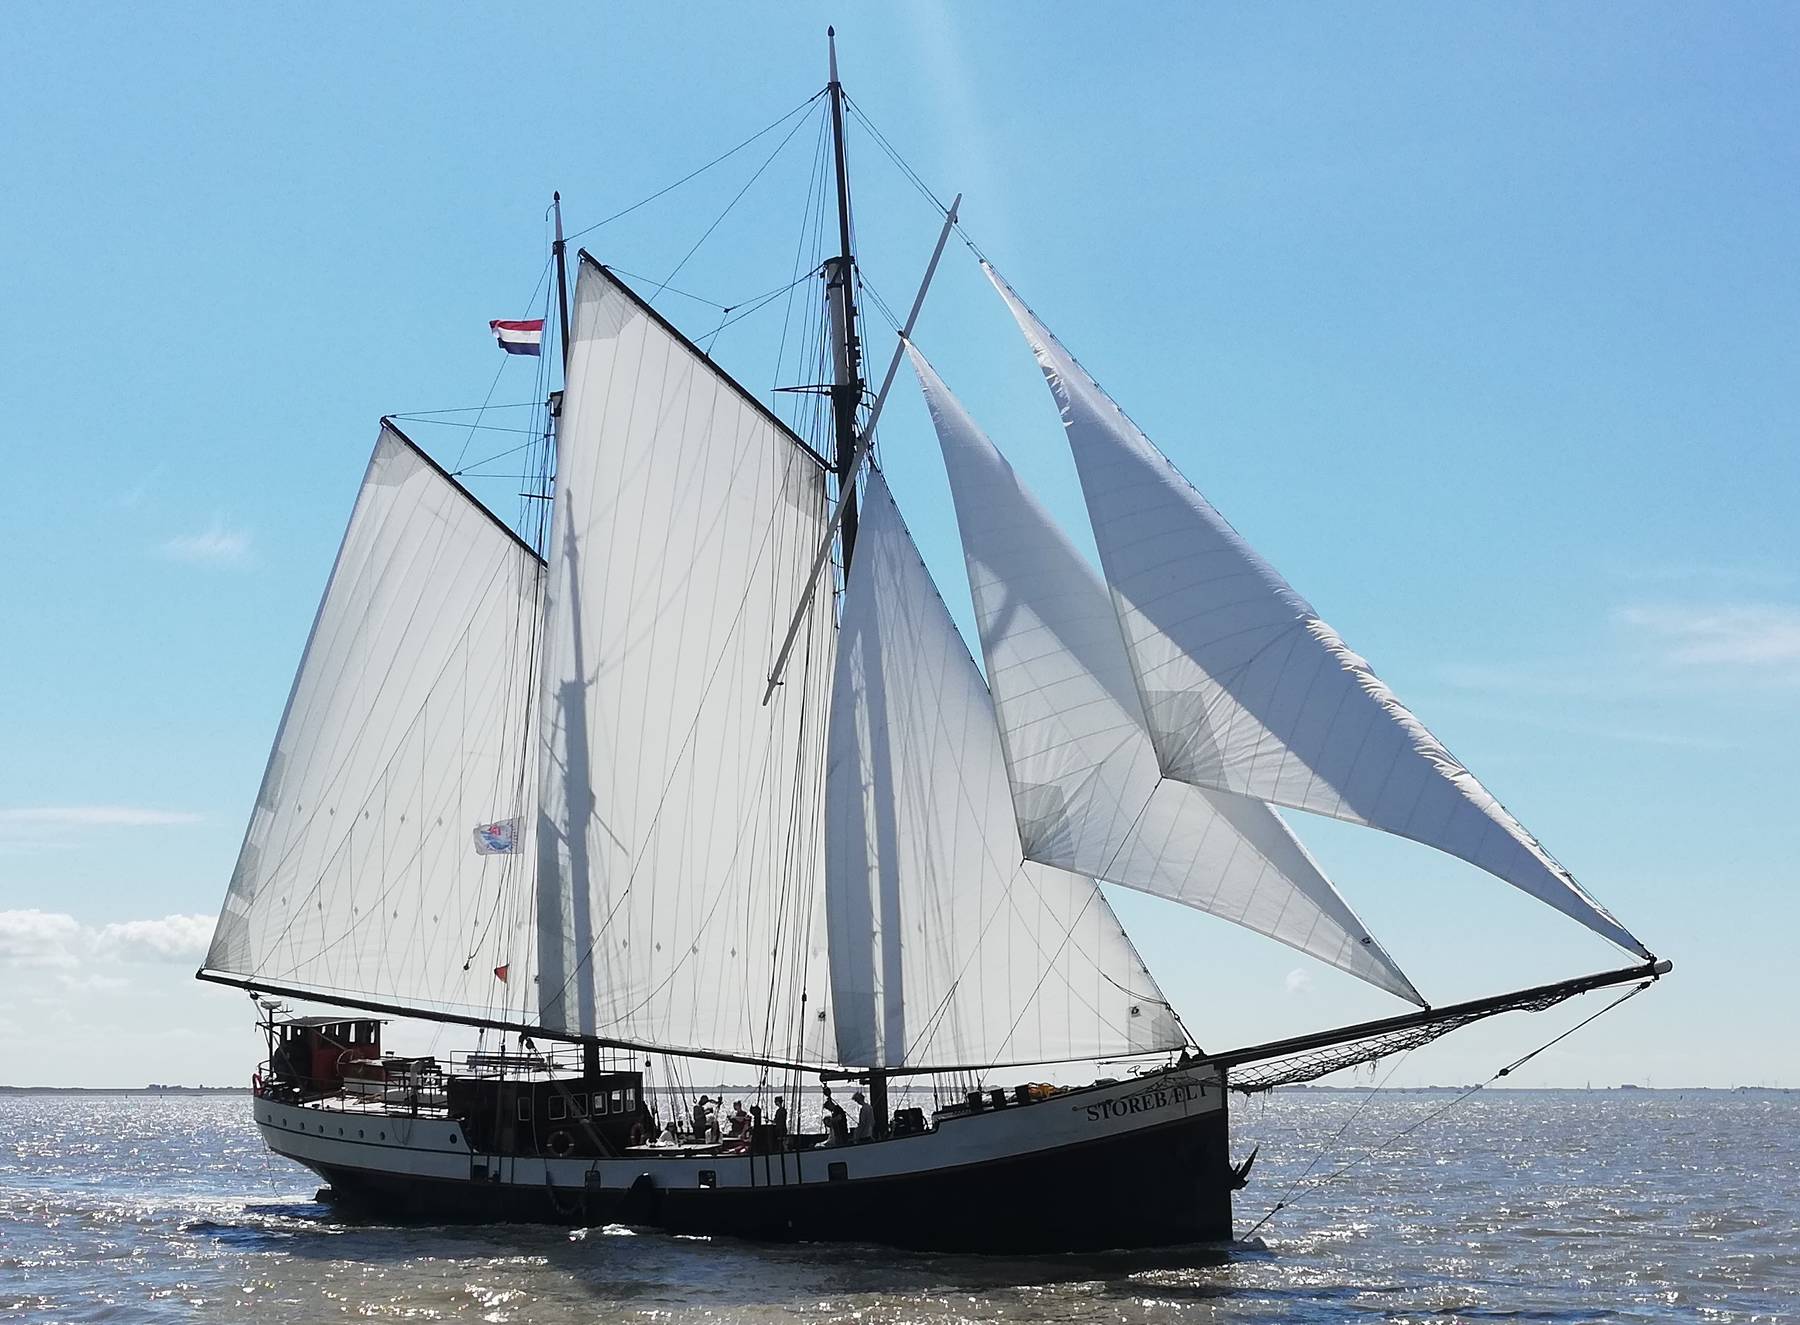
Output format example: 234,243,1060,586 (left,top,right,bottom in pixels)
1,1092,1796,1323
